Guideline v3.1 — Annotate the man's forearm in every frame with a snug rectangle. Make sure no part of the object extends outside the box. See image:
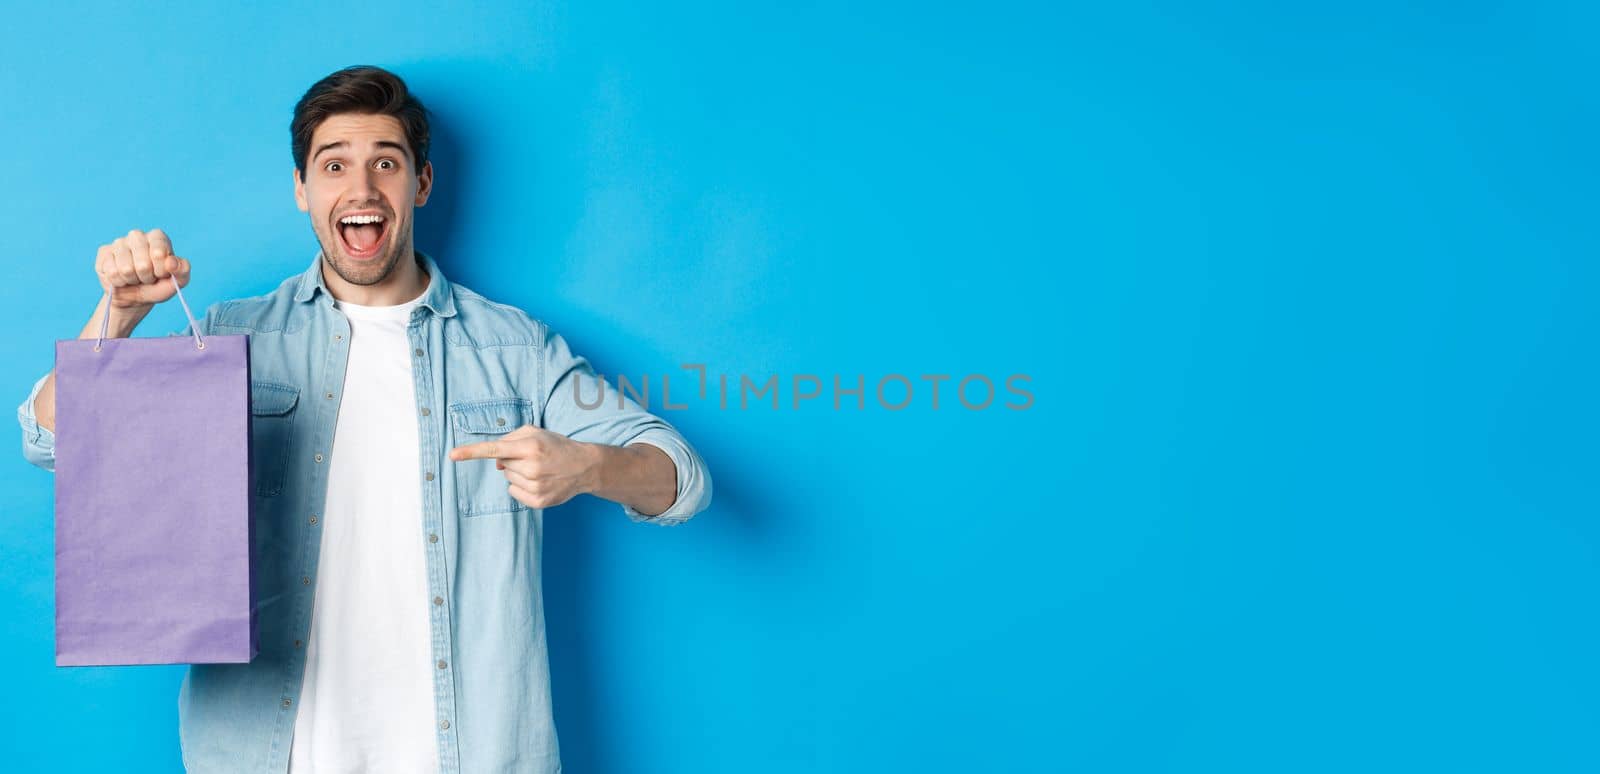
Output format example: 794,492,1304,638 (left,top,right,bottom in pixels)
584,442,679,517
32,297,152,433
